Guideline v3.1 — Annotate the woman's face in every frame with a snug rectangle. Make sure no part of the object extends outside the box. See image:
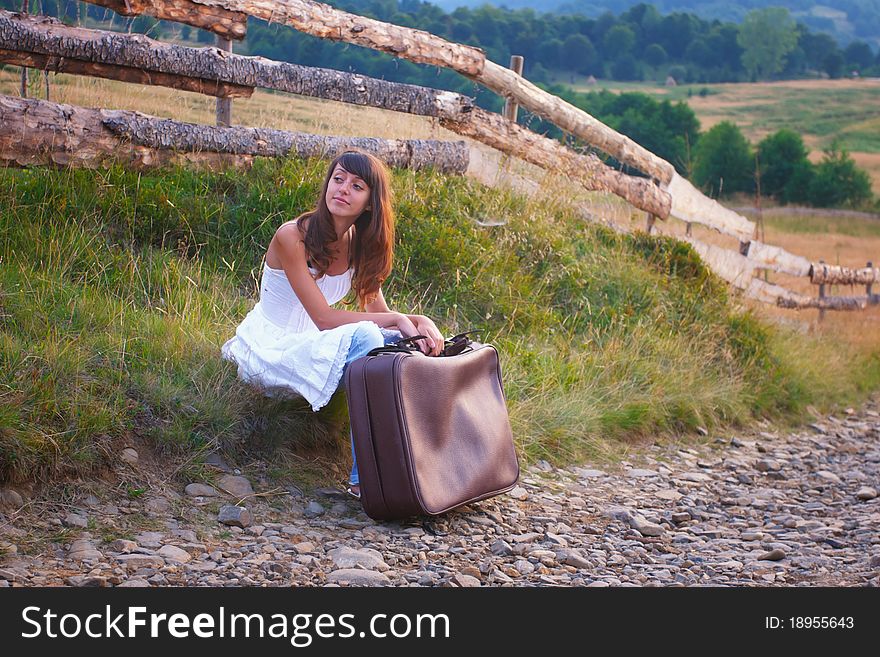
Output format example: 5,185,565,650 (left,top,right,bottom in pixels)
325,165,371,223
